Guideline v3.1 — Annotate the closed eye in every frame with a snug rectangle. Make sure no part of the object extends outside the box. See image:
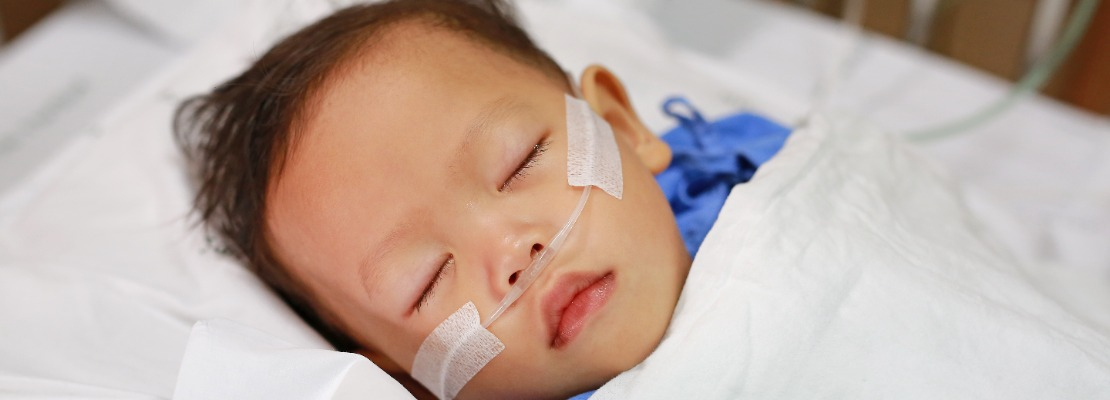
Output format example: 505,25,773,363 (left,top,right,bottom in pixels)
415,255,454,312
500,139,550,192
